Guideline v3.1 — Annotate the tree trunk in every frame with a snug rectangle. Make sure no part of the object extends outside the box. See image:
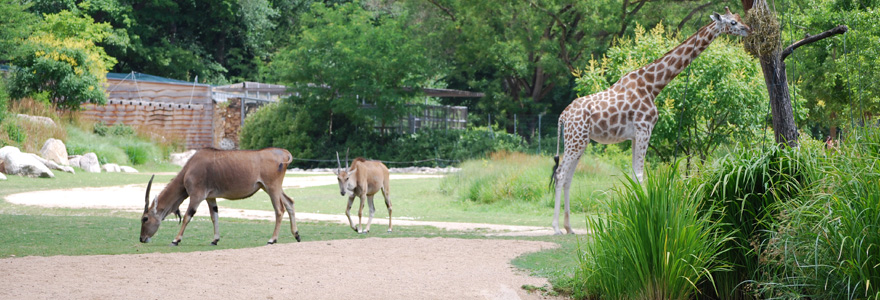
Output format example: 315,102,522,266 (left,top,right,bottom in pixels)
759,54,799,147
